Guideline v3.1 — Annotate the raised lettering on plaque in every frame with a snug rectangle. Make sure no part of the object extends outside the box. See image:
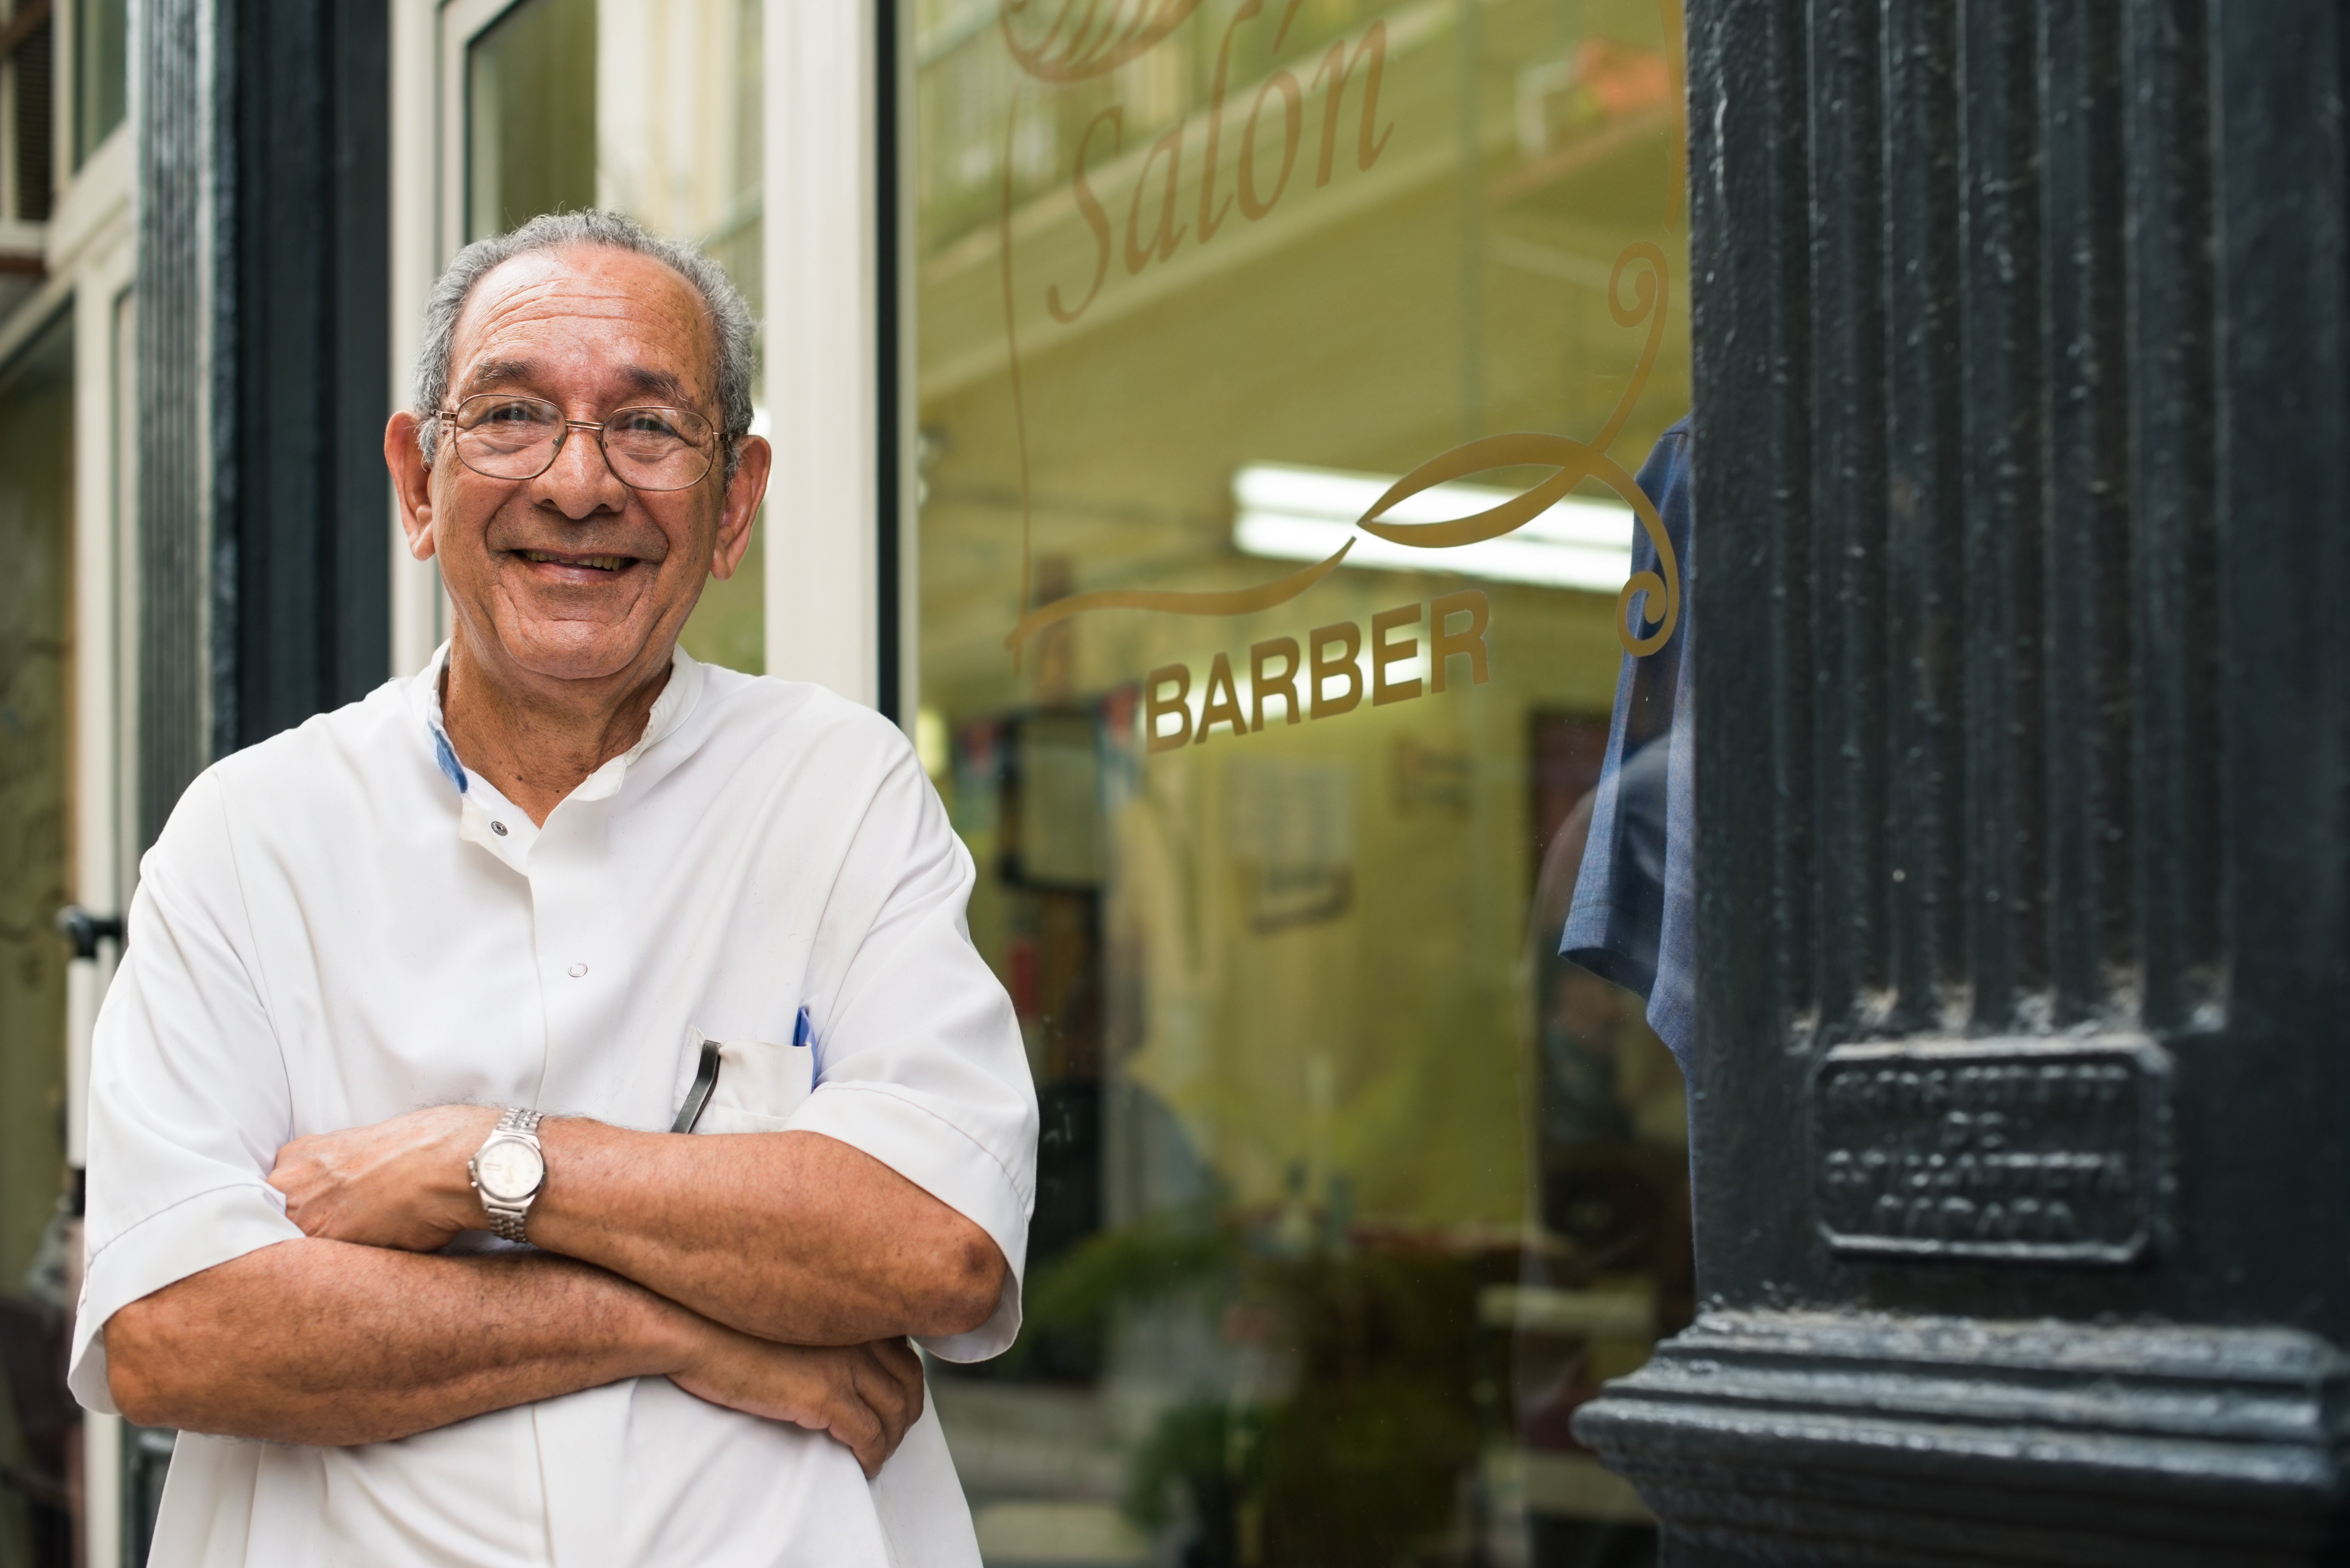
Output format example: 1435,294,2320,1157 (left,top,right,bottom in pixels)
1810,1036,2171,1265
